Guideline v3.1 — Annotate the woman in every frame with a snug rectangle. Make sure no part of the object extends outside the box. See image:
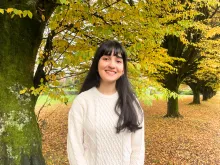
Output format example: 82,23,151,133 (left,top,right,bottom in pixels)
67,40,145,165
